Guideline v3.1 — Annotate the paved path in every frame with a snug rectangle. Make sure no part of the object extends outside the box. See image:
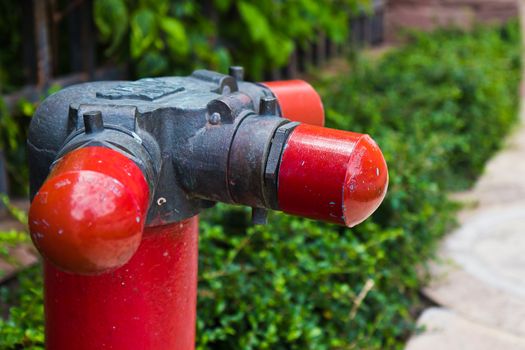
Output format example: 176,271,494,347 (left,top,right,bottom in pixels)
406,15,525,348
